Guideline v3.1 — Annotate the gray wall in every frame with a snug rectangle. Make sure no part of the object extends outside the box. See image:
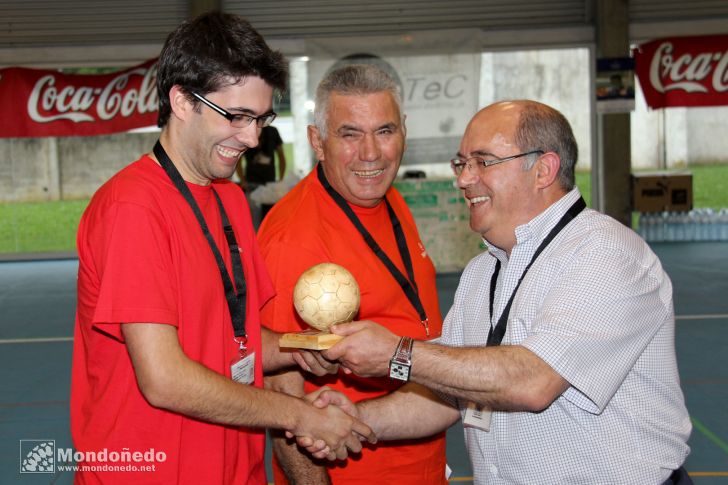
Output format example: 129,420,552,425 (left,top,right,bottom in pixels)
1,132,158,203
631,85,728,170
